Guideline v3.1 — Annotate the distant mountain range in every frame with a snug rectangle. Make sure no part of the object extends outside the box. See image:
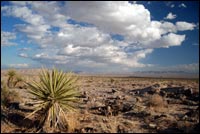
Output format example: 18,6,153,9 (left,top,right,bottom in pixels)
134,70,192,74
1,68,199,79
